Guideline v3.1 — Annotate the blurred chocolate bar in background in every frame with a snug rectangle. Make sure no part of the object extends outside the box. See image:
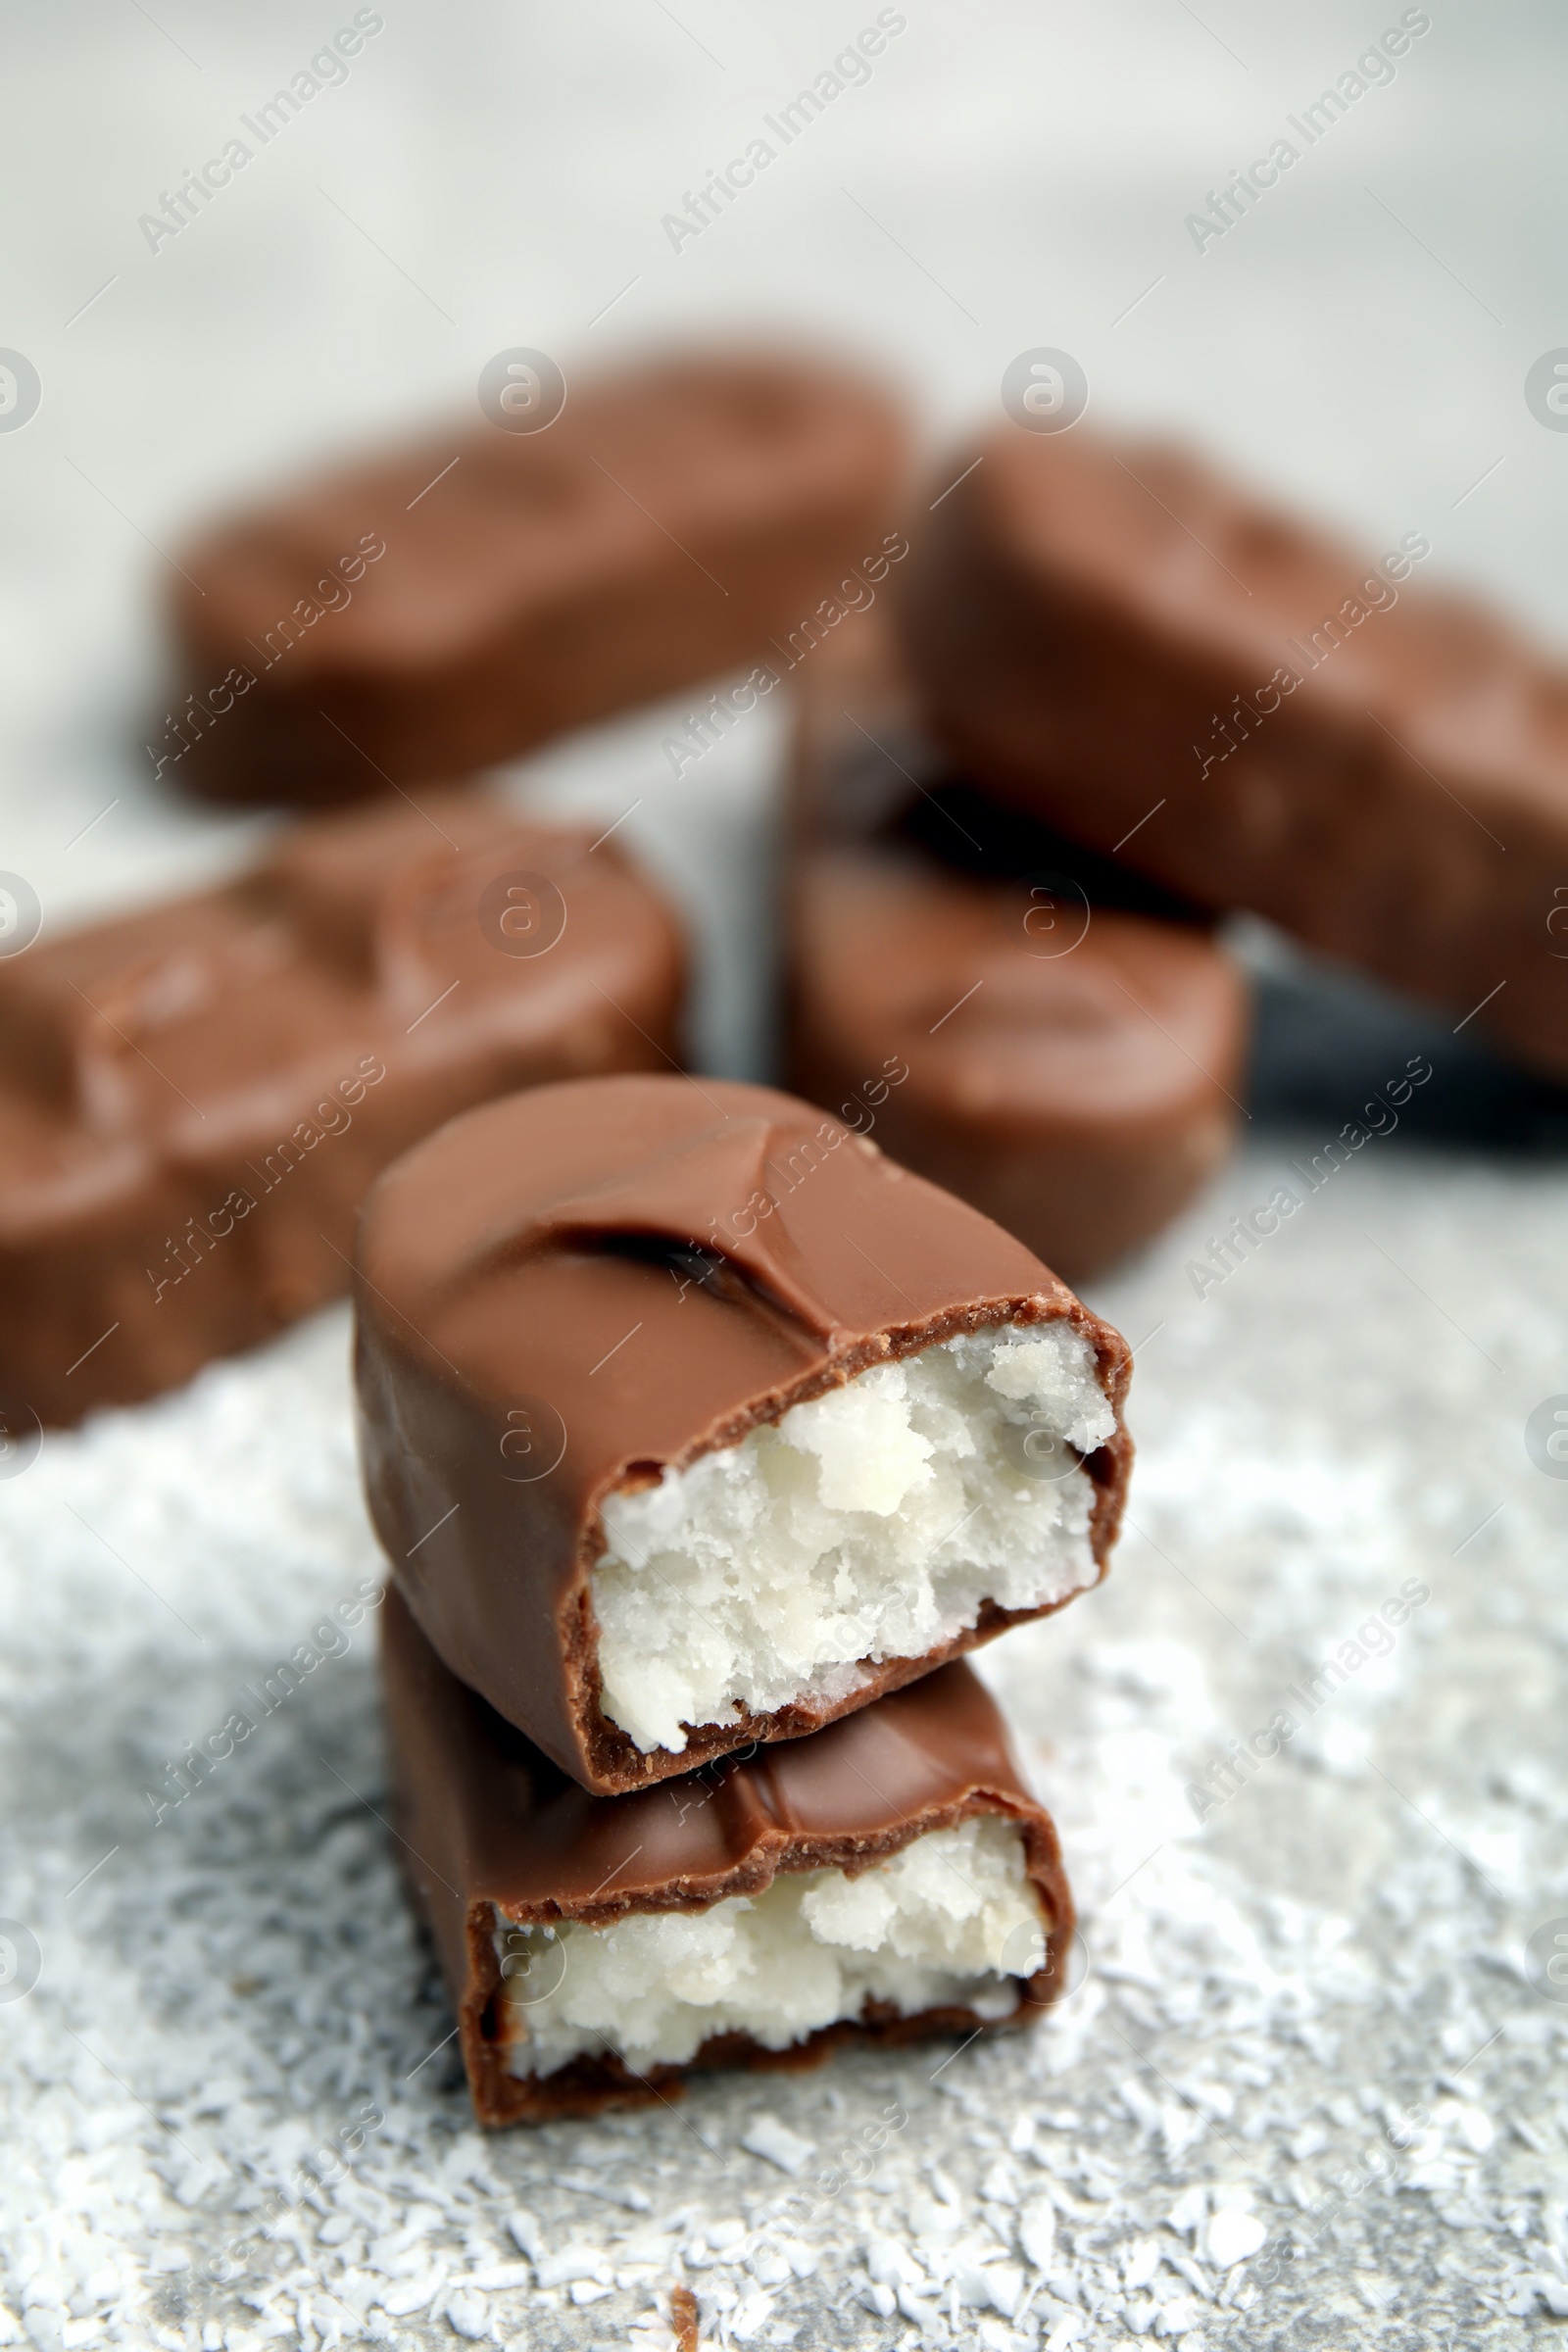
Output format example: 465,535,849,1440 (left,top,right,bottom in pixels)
165,350,910,807
784,615,1250,1282
899,422,1568,1081
0,795,684,1423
